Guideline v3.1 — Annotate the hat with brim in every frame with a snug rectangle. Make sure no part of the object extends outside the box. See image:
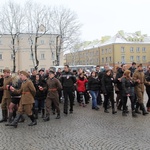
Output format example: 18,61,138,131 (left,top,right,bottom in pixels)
20,71,29,77
49,70,55,74
39,69,44,72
